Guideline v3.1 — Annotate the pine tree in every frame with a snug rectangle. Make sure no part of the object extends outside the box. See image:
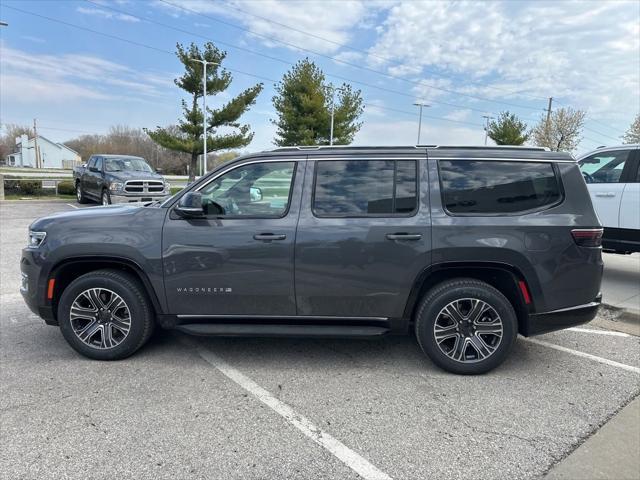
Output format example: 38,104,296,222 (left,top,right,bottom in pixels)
146,42,262,181
272,59,363,146
487,111,529,145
